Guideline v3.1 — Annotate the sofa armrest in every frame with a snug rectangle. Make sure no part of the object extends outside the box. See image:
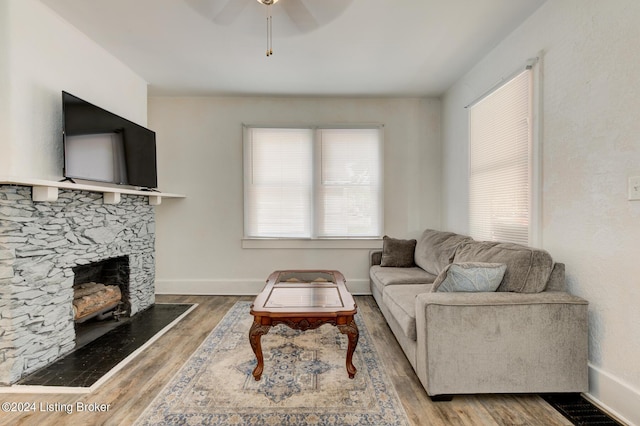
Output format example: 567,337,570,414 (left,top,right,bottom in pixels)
414,291,588,396
369,250,382,266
